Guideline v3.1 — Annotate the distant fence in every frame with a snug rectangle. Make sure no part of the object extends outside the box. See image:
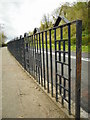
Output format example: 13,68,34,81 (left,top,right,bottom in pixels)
7,20,82,119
